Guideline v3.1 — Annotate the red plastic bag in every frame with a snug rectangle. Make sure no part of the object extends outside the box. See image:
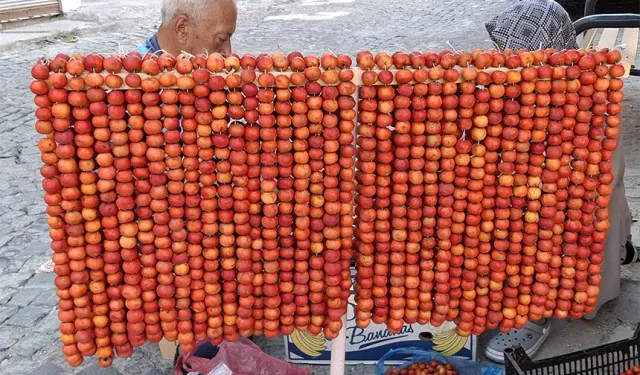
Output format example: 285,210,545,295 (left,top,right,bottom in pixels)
174,337,310,375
